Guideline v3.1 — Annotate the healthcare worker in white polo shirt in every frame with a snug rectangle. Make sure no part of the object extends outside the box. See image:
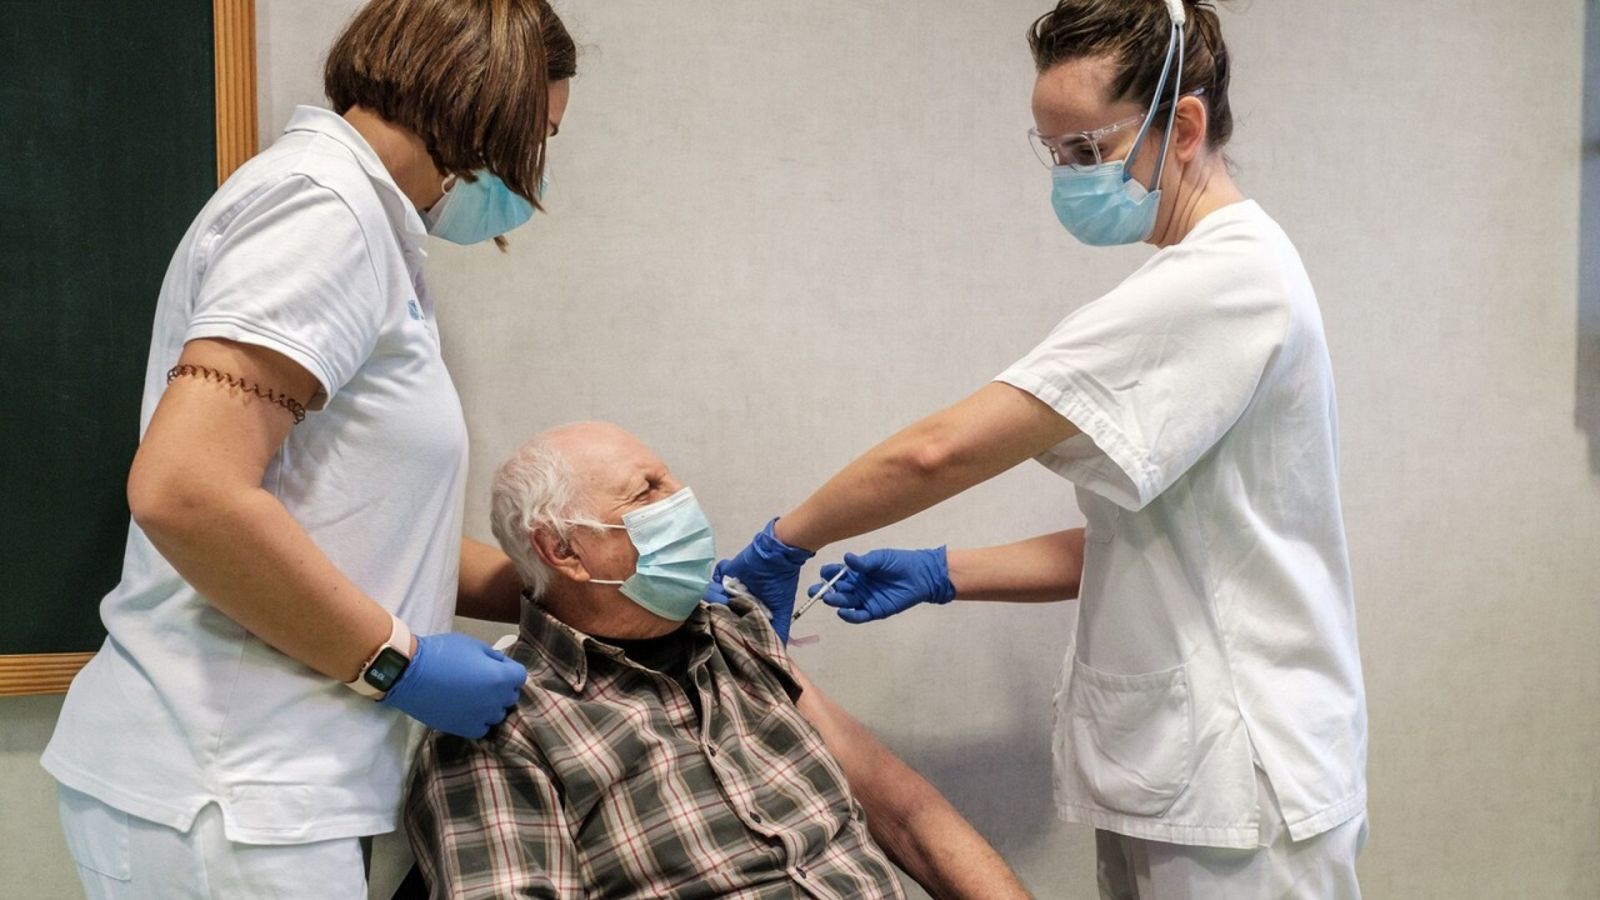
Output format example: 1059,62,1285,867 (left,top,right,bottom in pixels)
714,0,1369,896
42,1,577,896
